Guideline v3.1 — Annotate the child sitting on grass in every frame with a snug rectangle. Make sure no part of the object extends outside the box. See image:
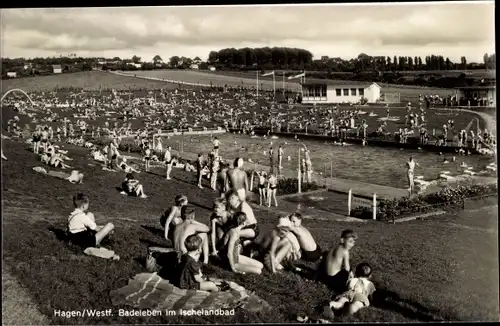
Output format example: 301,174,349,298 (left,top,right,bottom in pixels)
68,193,115,249
318,229,357,293
120,173,148,198
324,262,376,318
174,234,224,292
